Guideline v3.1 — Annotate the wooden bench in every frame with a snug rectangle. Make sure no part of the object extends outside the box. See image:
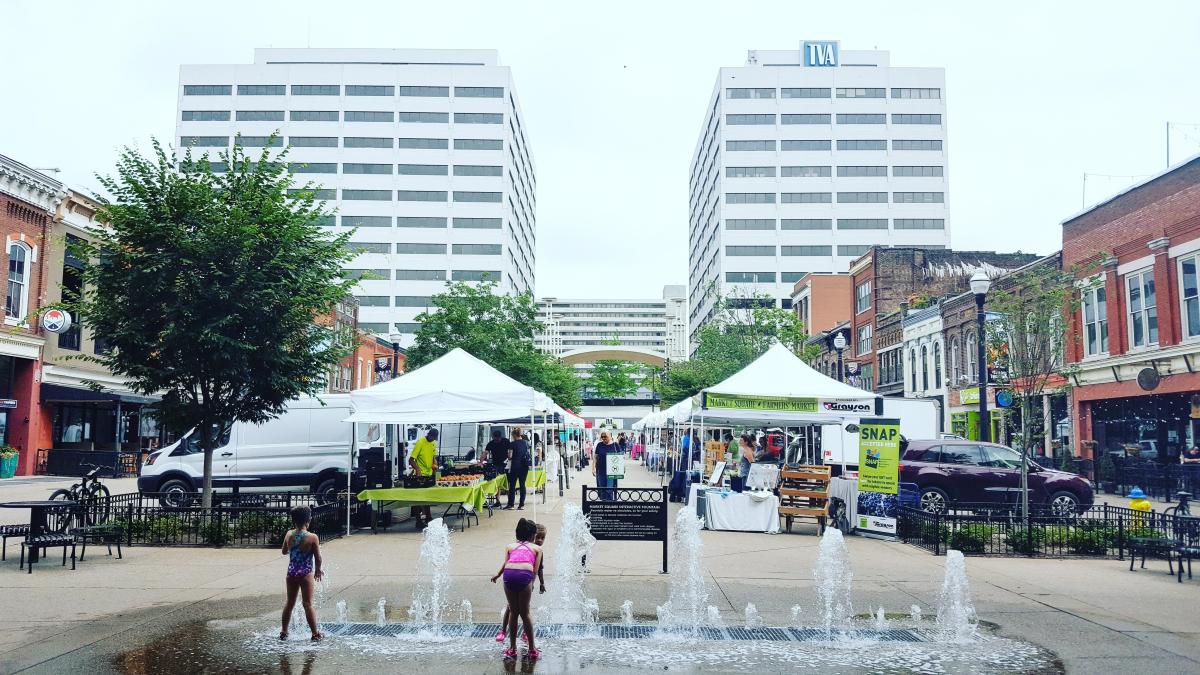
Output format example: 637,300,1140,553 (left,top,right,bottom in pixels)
778,465,831,535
